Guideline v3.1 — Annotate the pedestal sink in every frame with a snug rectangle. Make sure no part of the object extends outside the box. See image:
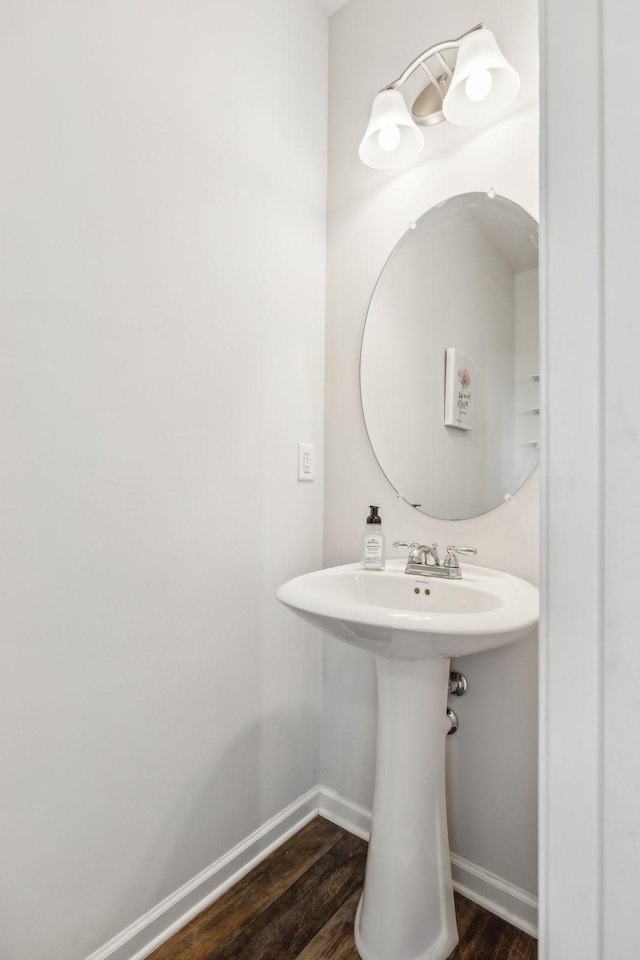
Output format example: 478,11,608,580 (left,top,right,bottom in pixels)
276,558,538,960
